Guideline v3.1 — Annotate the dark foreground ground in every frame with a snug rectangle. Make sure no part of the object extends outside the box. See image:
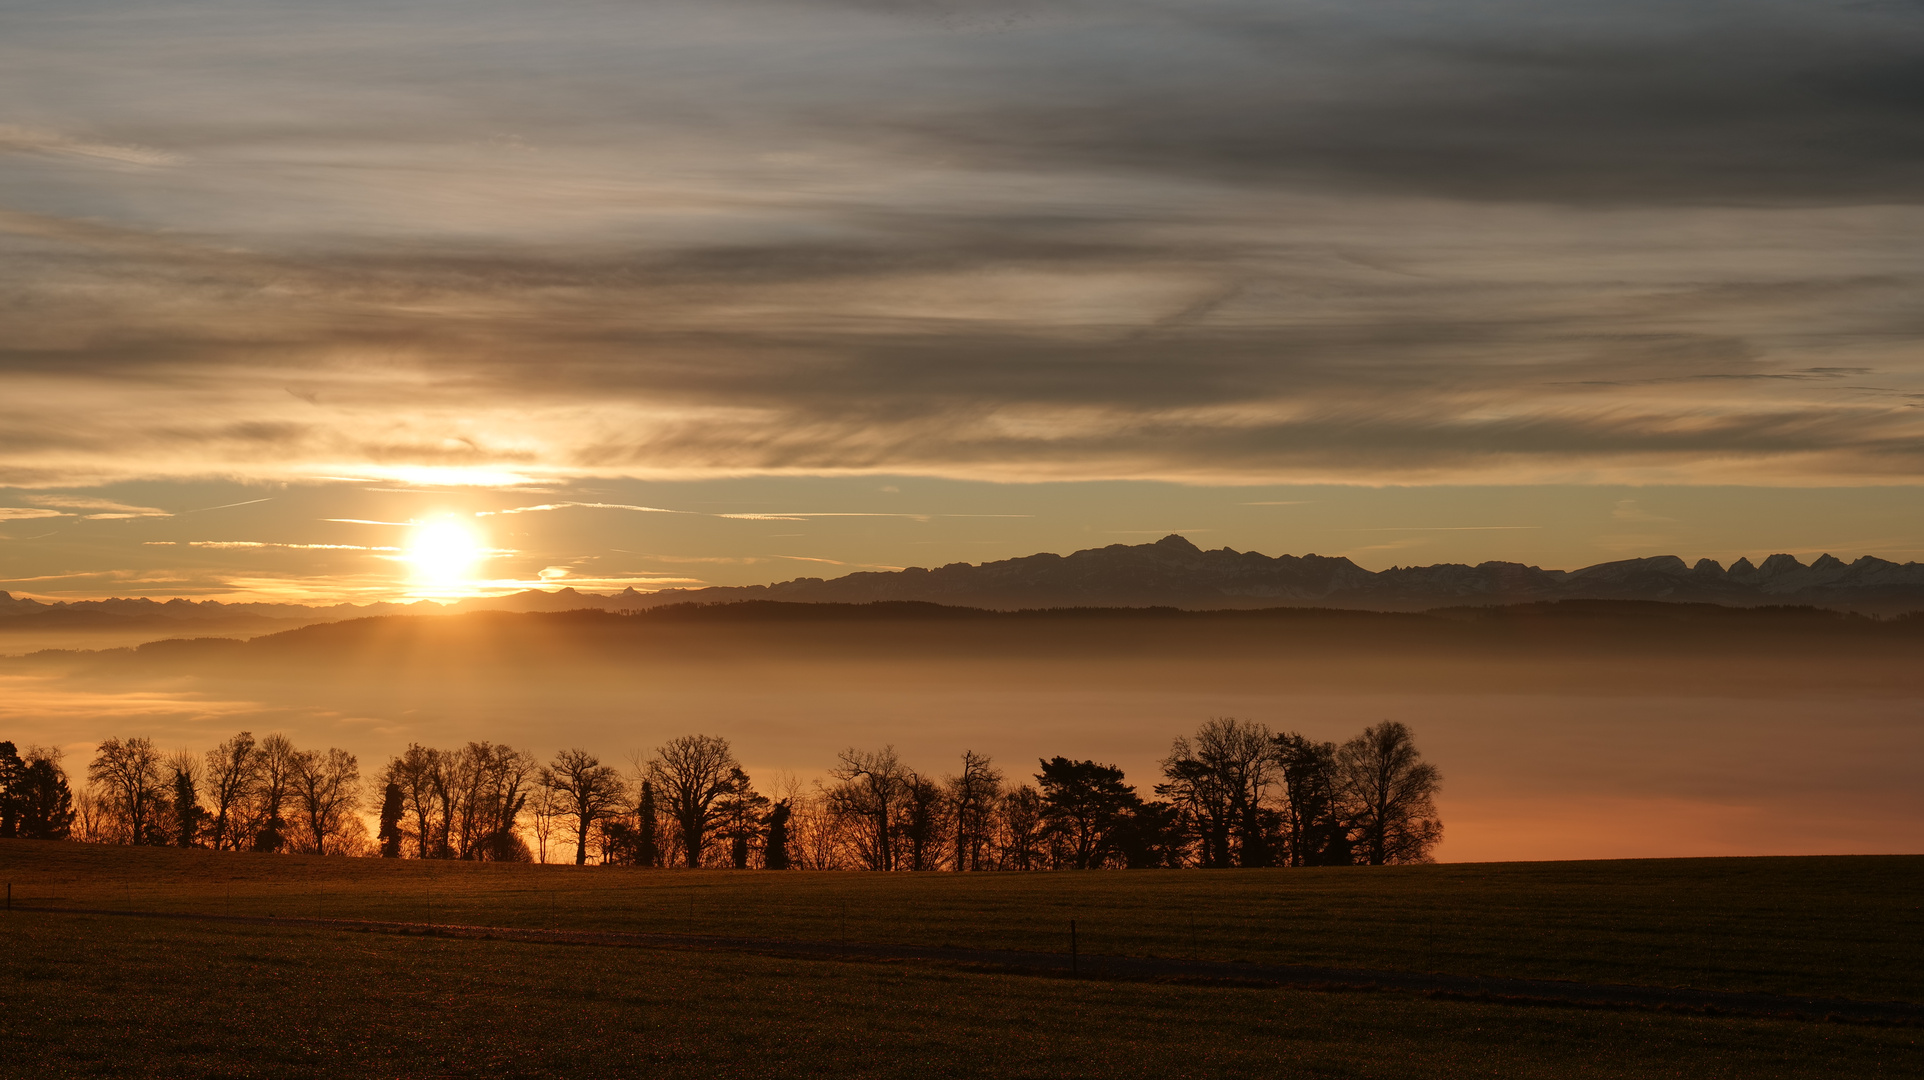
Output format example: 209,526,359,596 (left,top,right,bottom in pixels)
1,843,1920,1078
